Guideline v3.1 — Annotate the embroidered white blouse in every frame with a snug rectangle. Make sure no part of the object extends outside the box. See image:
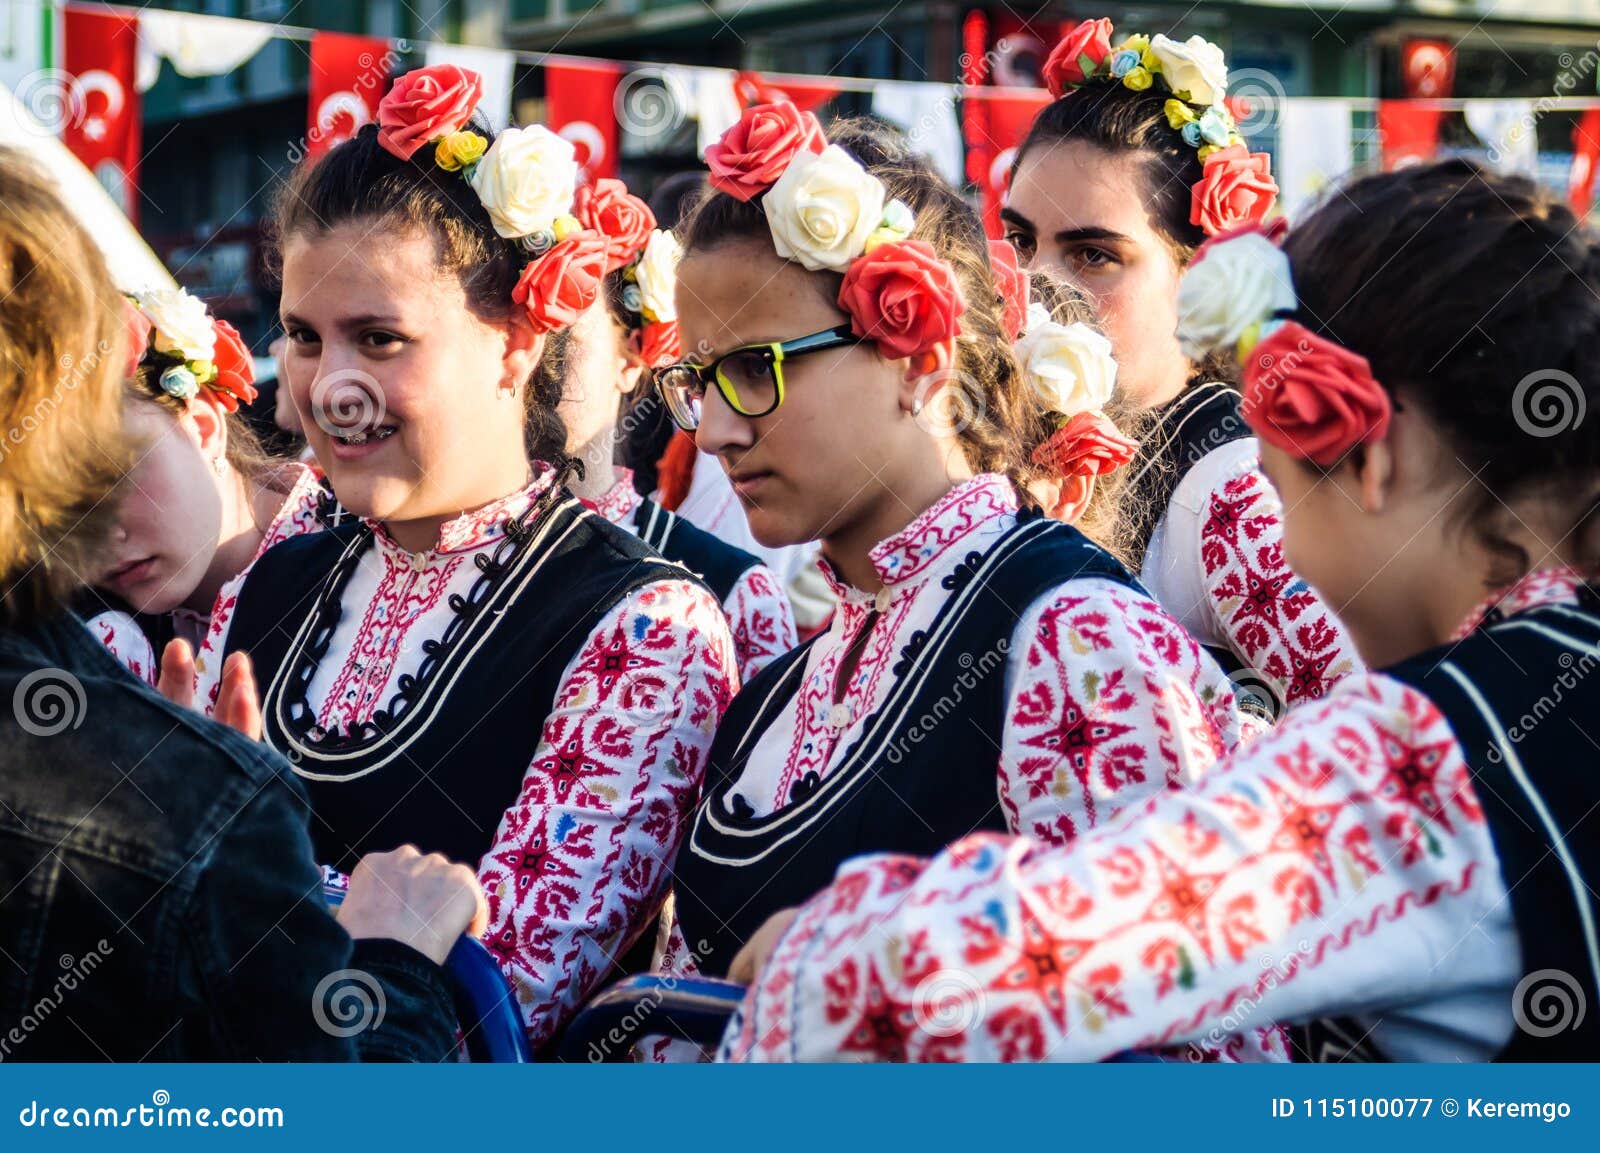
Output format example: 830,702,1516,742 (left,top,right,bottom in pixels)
718,569,1591,1063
